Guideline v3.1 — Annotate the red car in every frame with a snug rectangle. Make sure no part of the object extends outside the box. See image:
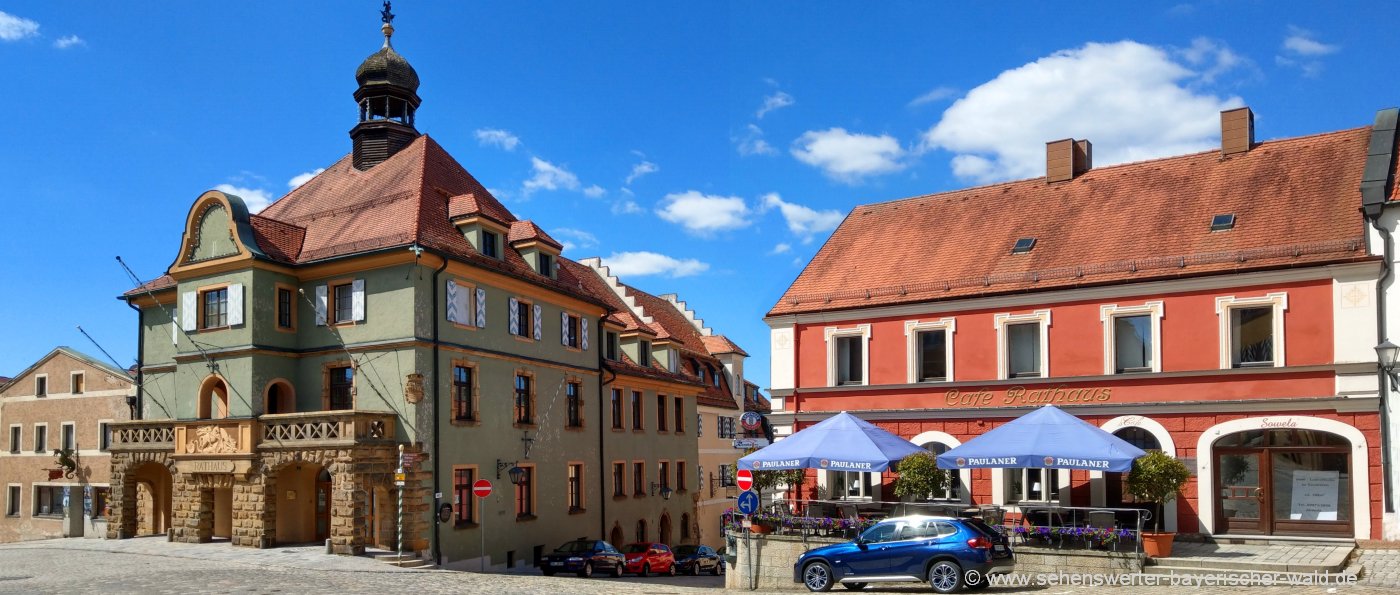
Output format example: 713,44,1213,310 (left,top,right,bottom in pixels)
620,542,676,576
